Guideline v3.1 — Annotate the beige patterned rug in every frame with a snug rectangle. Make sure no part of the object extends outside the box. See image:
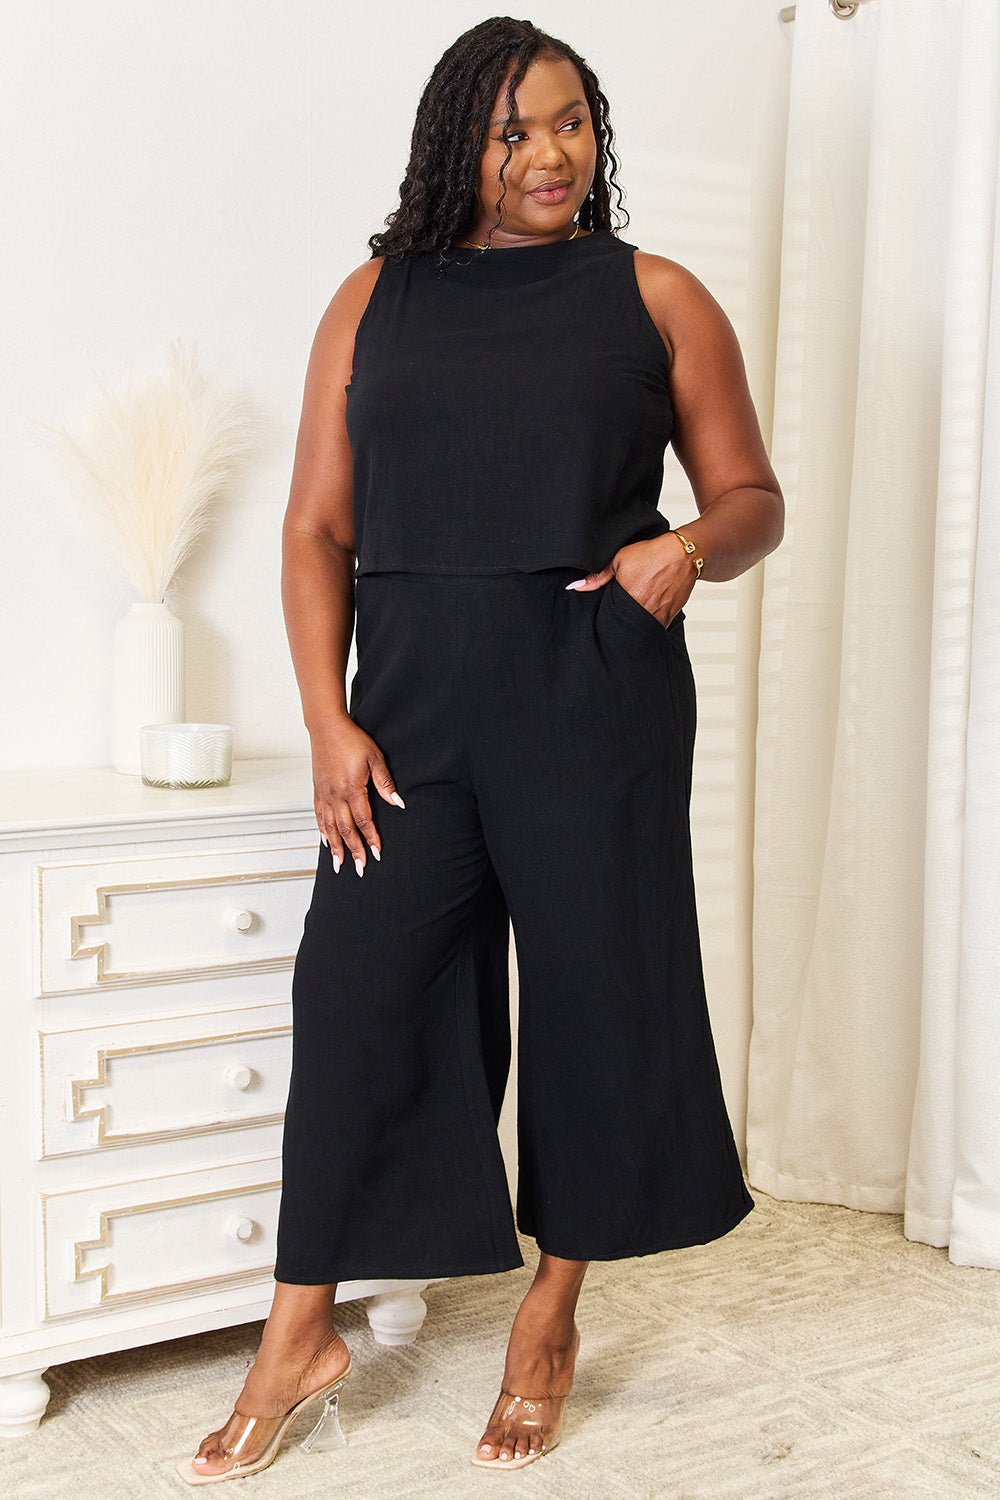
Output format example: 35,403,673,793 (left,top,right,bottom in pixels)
3,1191,999,1498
